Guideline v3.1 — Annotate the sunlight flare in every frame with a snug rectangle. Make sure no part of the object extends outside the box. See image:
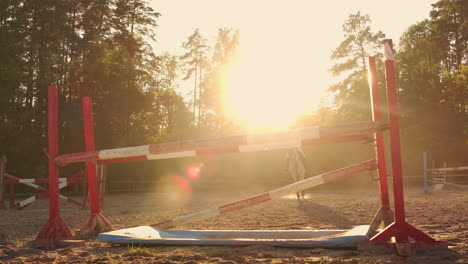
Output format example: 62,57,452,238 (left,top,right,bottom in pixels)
223,41,325,130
